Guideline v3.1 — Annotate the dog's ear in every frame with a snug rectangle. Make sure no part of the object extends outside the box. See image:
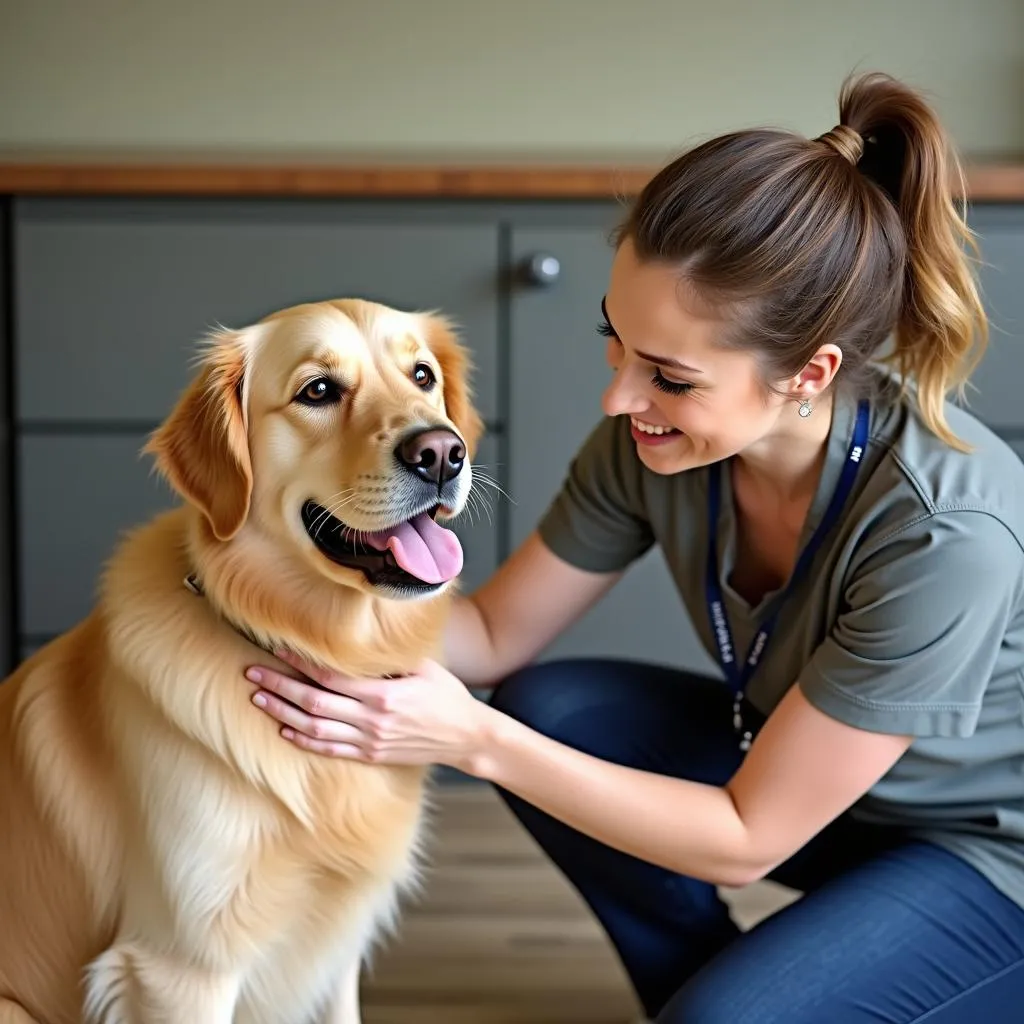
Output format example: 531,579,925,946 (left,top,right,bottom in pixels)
426,317,485,460
144,328,253,542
